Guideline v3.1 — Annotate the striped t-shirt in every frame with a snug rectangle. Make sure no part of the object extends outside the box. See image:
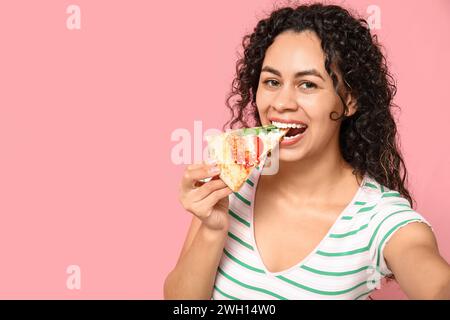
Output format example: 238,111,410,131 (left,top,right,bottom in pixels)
212,160,432,300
